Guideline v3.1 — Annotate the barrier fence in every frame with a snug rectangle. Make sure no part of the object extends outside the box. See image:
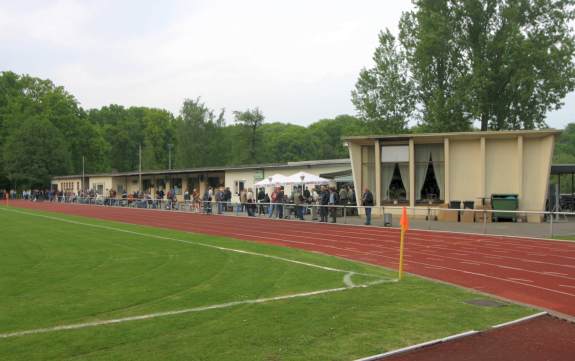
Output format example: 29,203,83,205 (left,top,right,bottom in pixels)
9,196,575,239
